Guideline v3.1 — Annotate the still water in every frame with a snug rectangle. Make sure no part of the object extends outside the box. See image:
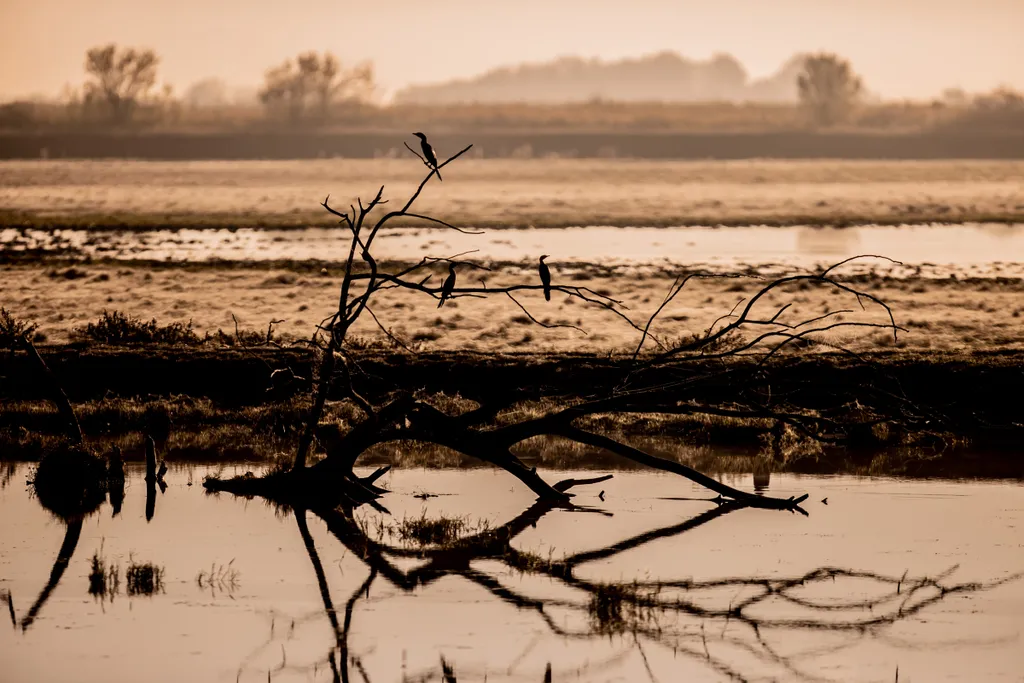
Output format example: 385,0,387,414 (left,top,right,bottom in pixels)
4,223,1024,277
1,464,1022,682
